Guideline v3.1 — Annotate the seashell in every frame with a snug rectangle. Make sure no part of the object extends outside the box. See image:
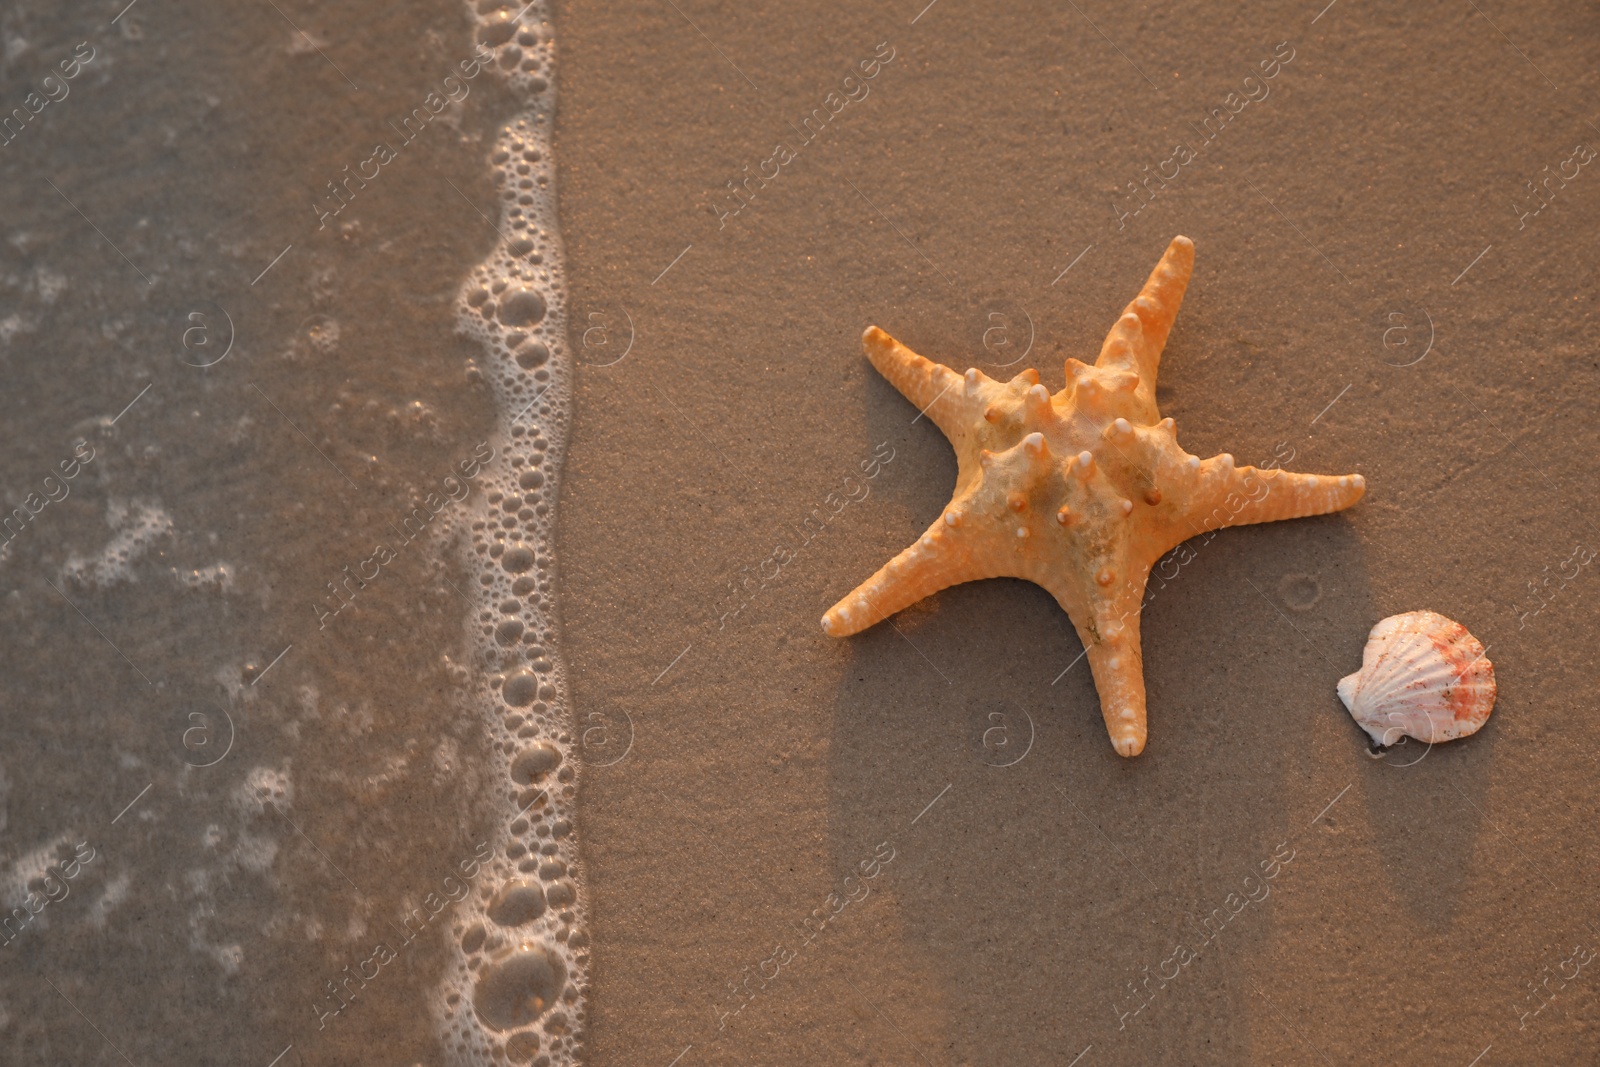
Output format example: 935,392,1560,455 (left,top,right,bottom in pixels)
1337,610,1495,747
